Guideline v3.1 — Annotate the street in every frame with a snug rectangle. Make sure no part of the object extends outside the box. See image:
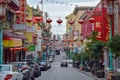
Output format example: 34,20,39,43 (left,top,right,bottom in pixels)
36,51,95,80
